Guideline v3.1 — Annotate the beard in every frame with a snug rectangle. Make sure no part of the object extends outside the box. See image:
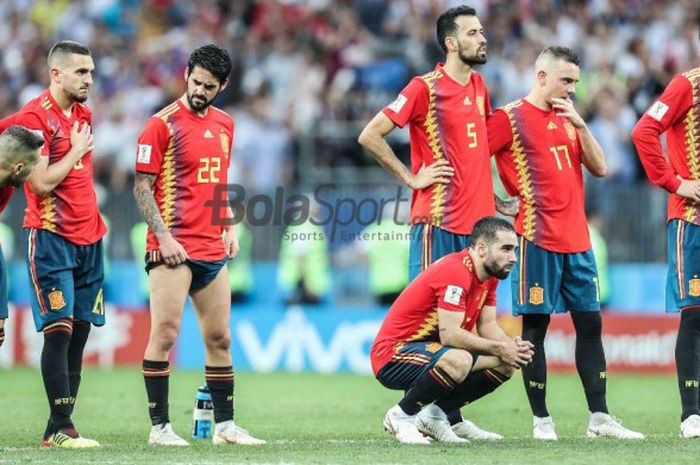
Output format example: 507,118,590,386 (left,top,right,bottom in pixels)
187,92,213,111
458,43,487,66
67,89,89,103
484,258,512,280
